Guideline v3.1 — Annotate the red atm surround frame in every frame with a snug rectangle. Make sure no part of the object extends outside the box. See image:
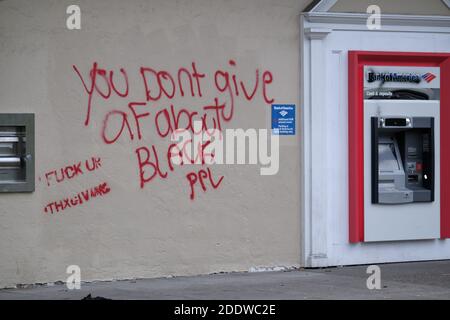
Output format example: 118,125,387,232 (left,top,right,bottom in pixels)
348,51,450,243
